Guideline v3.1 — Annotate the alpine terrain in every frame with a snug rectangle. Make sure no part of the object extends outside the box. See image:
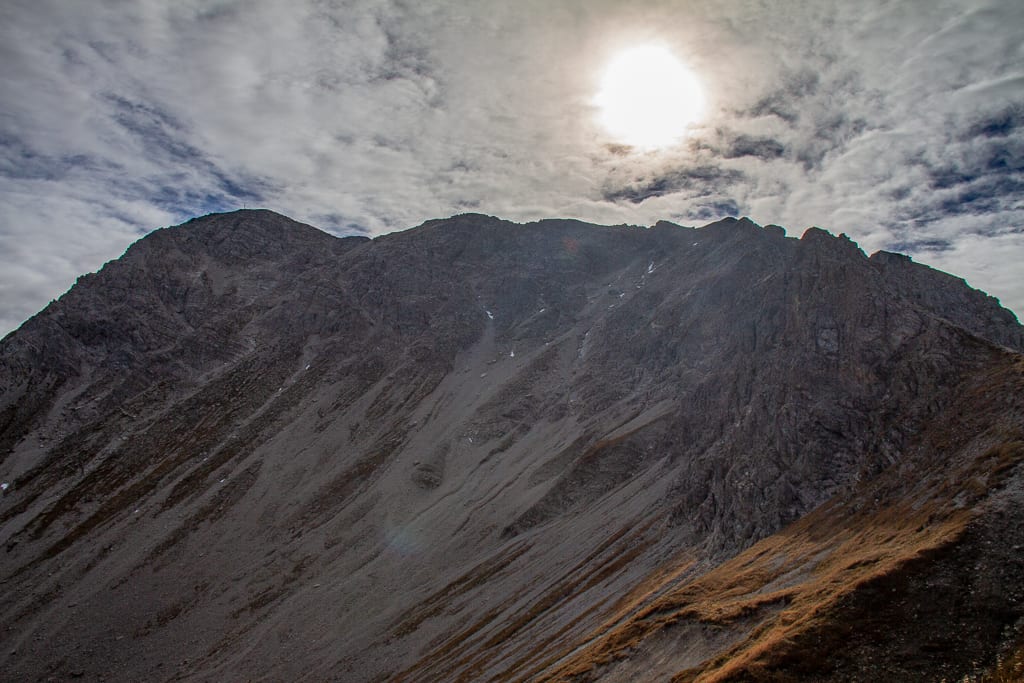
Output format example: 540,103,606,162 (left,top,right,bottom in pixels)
1,209,1023,682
